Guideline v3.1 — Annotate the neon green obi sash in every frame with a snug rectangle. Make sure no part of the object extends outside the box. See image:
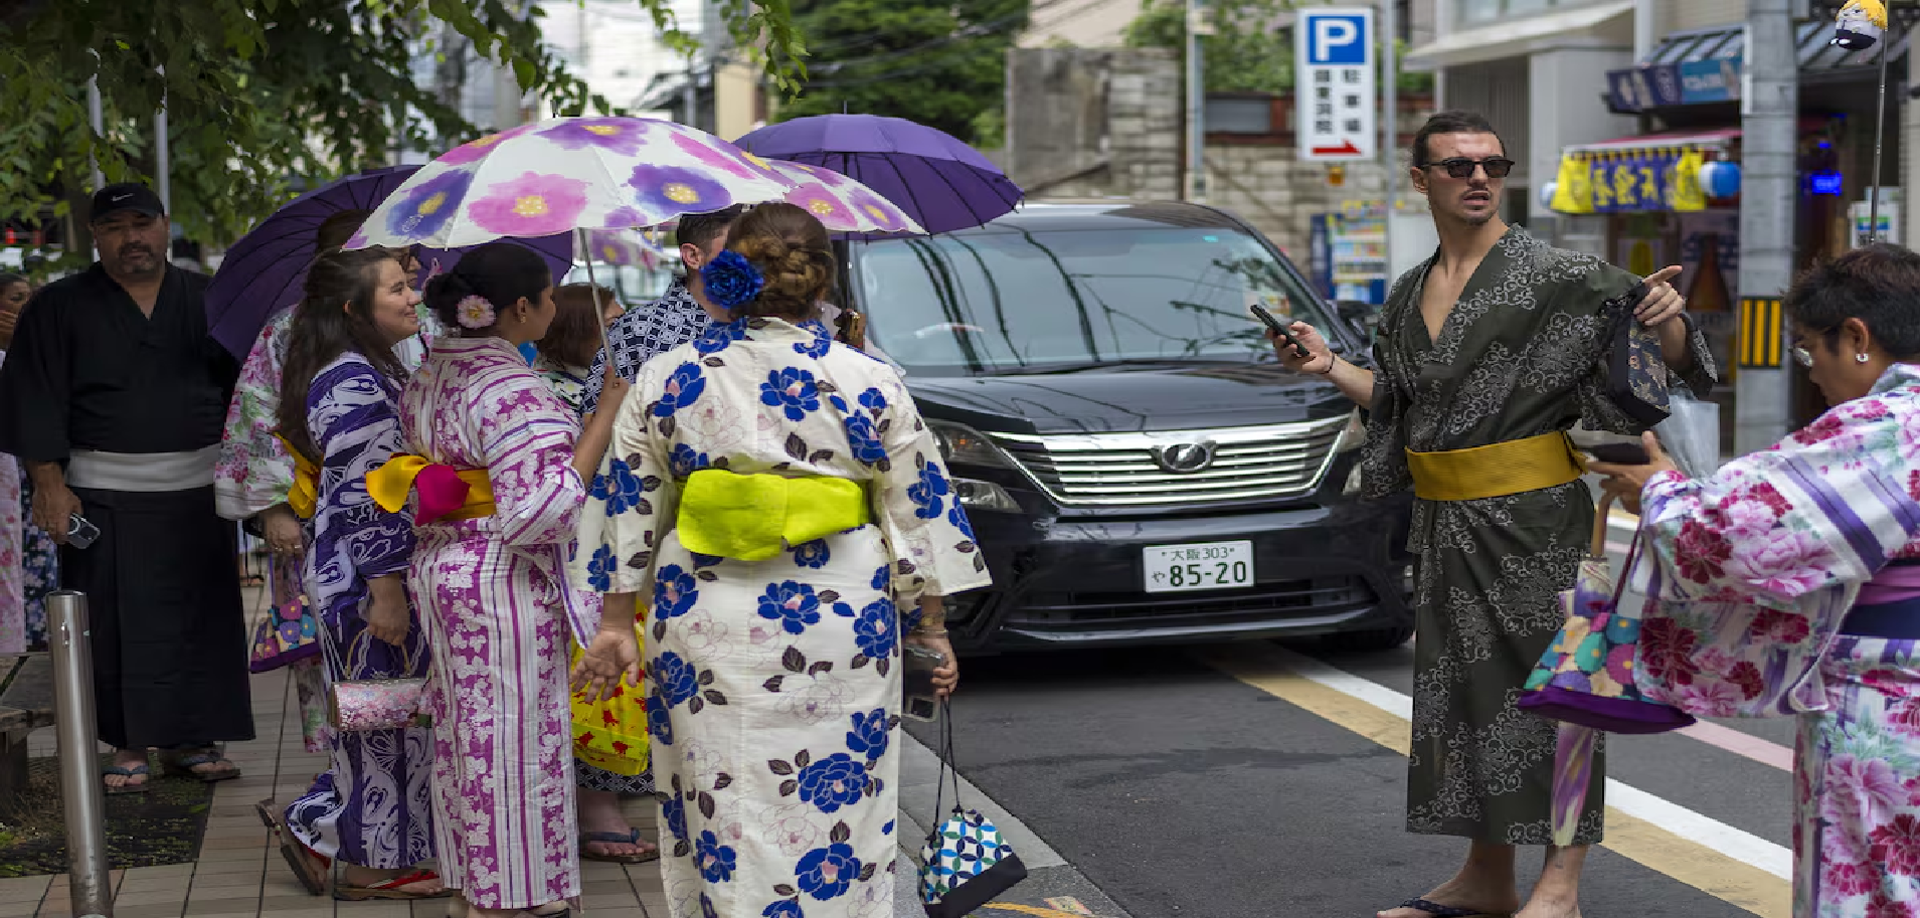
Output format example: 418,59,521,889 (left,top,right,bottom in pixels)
676,469,871,561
